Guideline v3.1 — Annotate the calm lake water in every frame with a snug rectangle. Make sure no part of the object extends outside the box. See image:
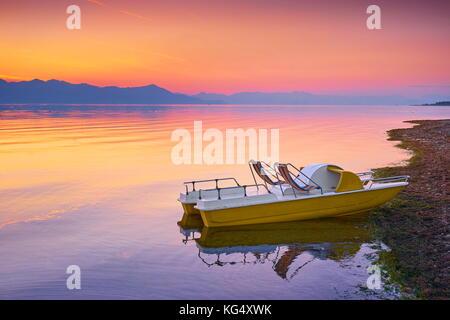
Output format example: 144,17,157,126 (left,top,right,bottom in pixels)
0,104,449,299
